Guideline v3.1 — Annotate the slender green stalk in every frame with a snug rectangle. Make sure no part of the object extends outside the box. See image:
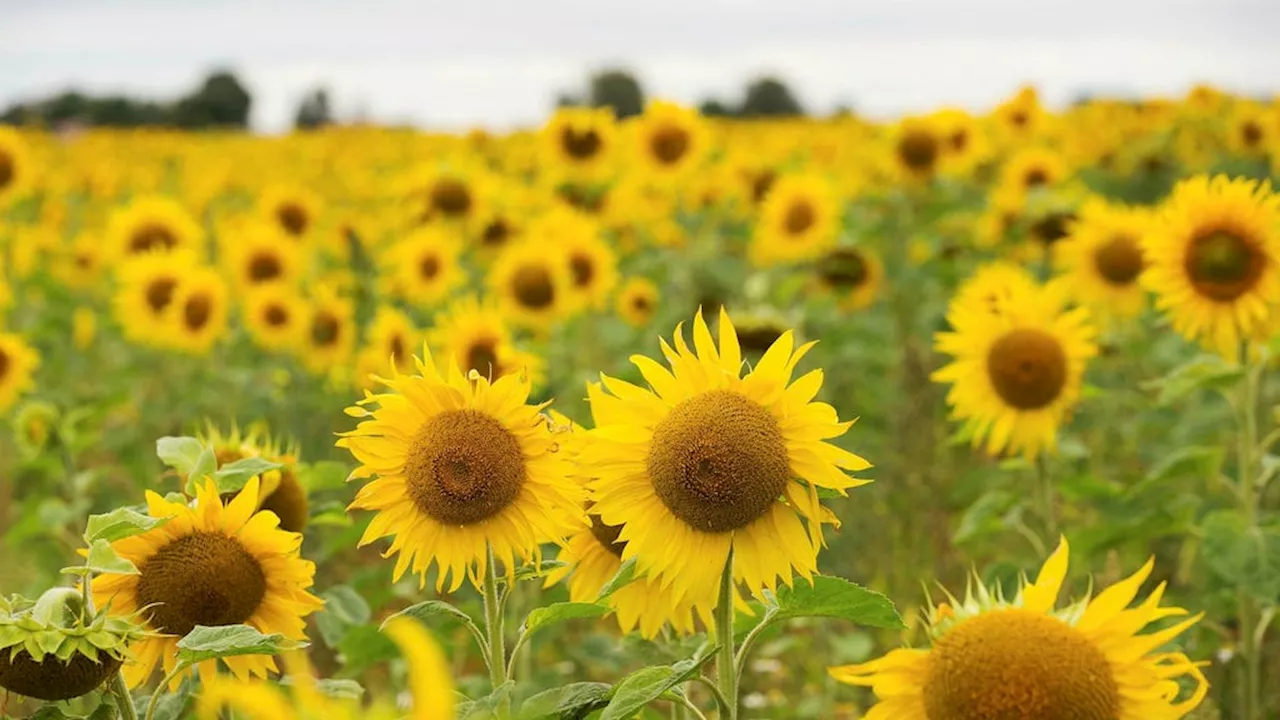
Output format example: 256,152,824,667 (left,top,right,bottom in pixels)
1035,454,1057,540
145,662,188,720
108,671,138,720
734,607,777,679
1236,355,1263,720
481,544,509,712
714,549,738,720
